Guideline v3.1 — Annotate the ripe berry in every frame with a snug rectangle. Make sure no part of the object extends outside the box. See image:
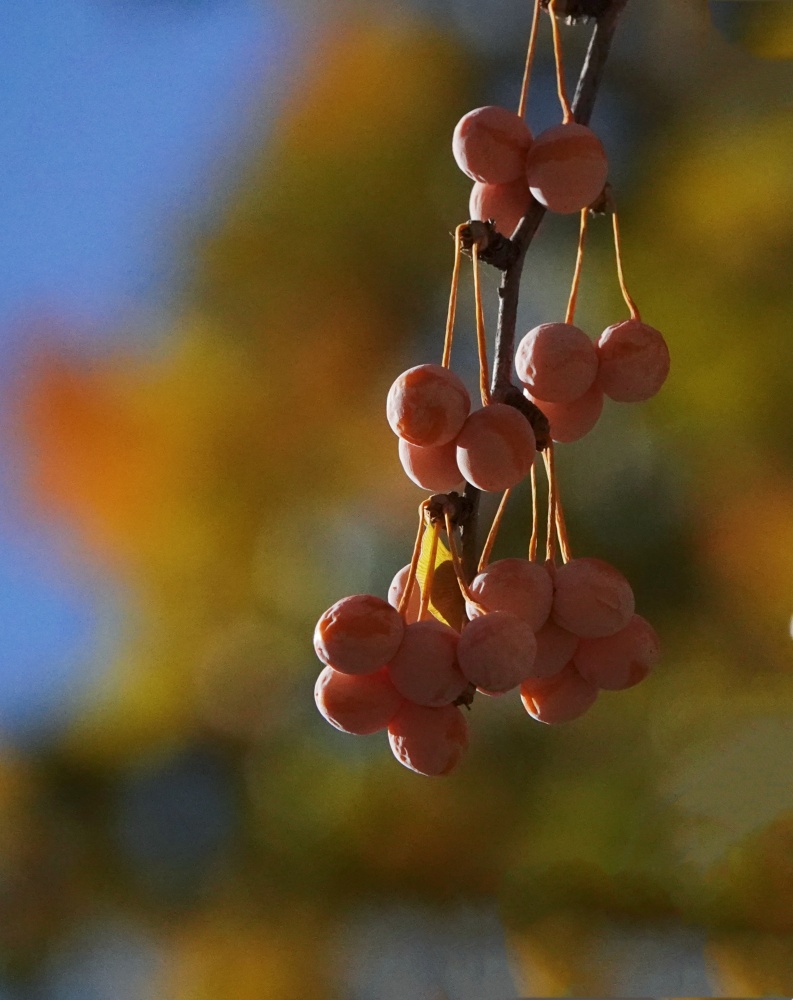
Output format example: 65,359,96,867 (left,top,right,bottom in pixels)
314,666,403,735
398,438,464,493
469,177,531,236
457,611,537,694
525,381,603,443
520,662,598,723
386,364,470,448
515,323,598,404
467,558,553,632
551,557,635,639
314,594,405,675
456,403,536,492
386,620,468,708
596,319,670,403
525,122,608,214
453,106,533,185
388,702,469,776
573,614,660,690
